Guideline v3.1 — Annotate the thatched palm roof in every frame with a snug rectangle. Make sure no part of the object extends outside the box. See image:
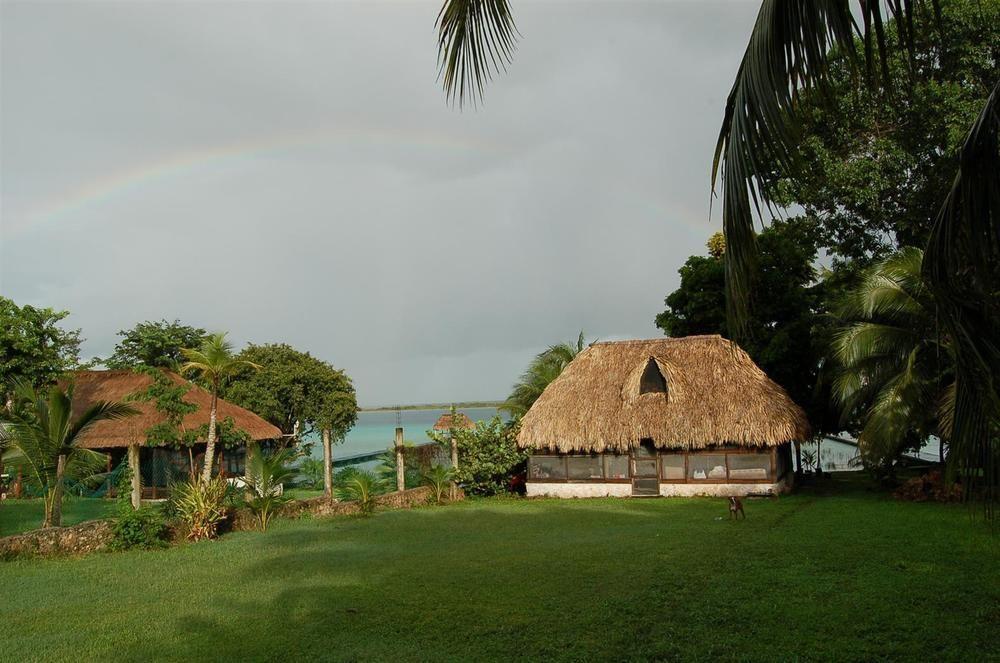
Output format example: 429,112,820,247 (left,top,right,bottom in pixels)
433,412,475,430
68,370,282,448
517,335,810,452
